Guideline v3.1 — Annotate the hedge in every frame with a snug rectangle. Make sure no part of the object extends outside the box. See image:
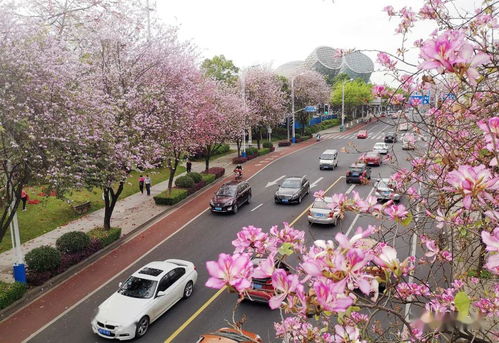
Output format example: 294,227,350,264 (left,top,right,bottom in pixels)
153,188,189,205
203,167,225,178
246,147,258,156
232,156,248,164
25,245,61,273
187,180,206,194
258,148,270,156
87,227,122,247
201,173,216,184
175,175,194,188
187,172,202,183
56,231,90,254
262,141,273,149
278,141,291,147
0,282,27,310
